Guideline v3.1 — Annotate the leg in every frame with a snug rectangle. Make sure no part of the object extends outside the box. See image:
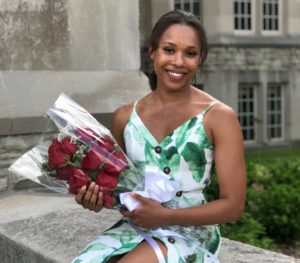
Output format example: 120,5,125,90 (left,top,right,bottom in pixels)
117,239,168,263
107,255,124,263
